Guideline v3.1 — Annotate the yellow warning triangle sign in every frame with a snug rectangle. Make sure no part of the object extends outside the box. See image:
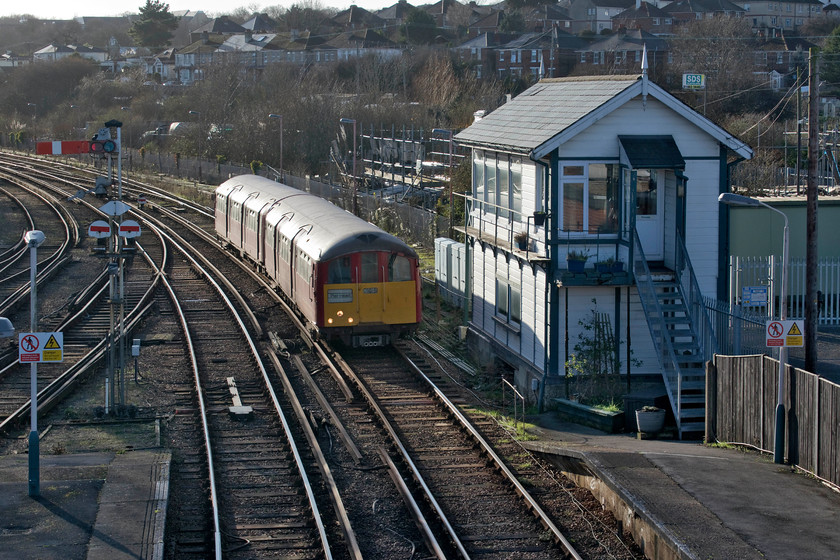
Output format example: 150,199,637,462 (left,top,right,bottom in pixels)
44,335,61,349
788,323,802,336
